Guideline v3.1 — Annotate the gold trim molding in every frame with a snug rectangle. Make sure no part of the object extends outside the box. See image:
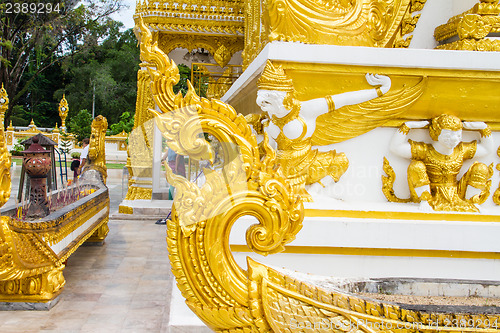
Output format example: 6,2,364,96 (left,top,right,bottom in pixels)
232,245,500,259
435,0,500,51
134,0,244,36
